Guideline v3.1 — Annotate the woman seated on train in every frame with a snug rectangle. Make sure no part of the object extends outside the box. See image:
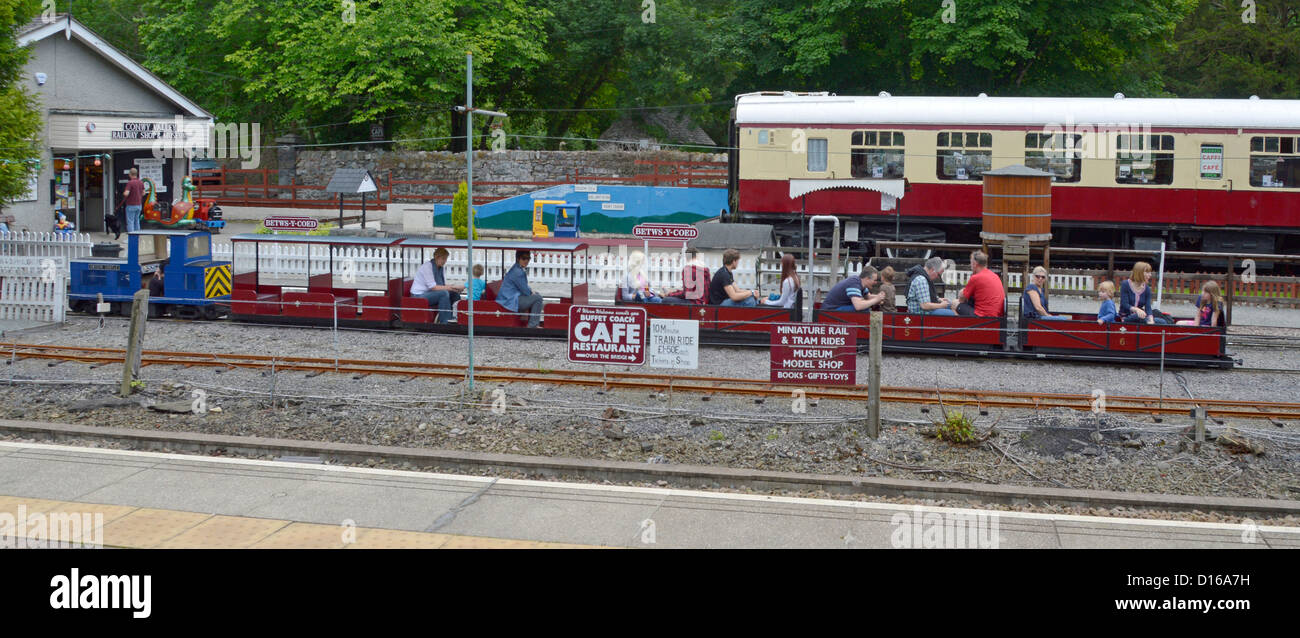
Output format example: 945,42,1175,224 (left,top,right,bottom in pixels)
1022,266,1069,320
621,251,661,303
761,253,801,309
1176,281,1225,327
1096,280,1117,324
1118,261,1169,325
